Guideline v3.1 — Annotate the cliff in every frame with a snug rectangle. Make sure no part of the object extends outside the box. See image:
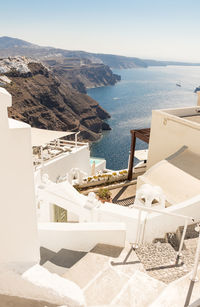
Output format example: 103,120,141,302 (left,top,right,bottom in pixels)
94,53,148,69
46,59,121,93
0,57,111,142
